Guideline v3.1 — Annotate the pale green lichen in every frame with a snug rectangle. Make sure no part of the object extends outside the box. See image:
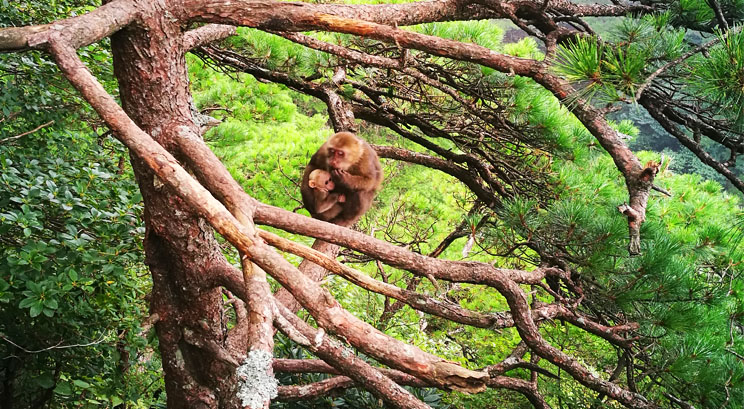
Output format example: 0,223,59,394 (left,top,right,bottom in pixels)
236,350,278,409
